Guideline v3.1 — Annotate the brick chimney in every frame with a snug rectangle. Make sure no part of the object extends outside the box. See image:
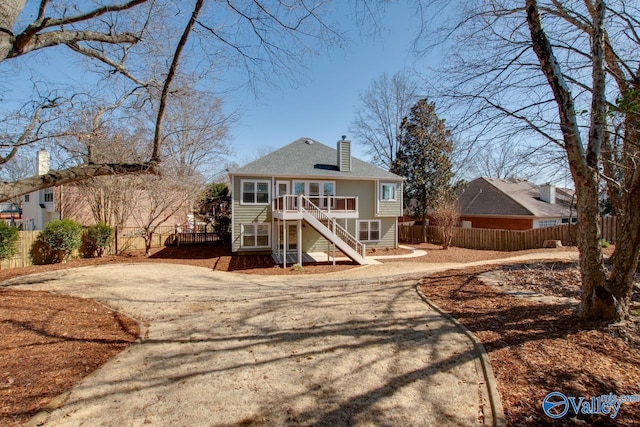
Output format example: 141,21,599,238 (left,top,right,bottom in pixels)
337,135,351,172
